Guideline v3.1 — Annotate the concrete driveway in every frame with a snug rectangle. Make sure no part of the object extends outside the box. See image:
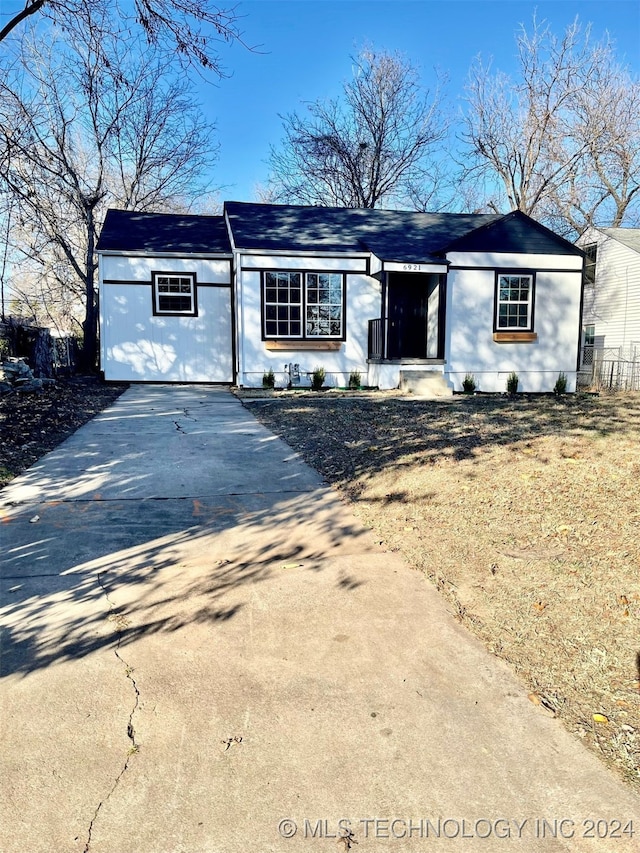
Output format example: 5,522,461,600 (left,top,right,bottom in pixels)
1,385,638,852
